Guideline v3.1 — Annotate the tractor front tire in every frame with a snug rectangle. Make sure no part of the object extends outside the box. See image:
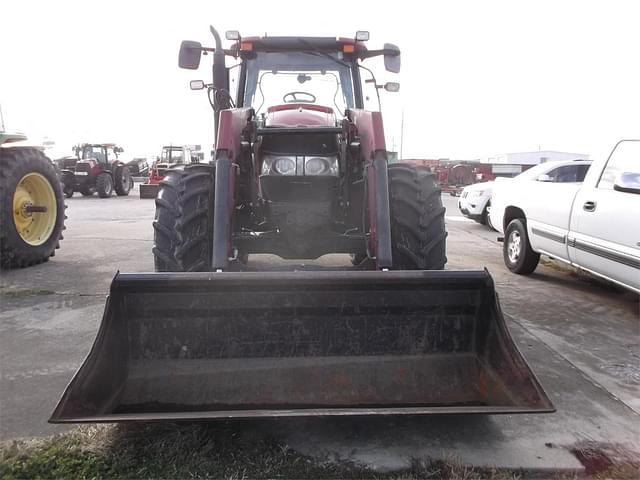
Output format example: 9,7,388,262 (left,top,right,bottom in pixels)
388,163,447,270
153,164,215,272
114,166,131,196
96,173,113,198
0,147,66,269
